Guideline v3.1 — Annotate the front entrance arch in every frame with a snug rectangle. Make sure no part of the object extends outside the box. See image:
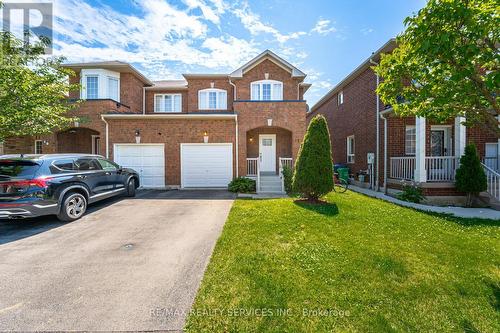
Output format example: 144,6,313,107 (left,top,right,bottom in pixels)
246,126,292,174
56,128,100,154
